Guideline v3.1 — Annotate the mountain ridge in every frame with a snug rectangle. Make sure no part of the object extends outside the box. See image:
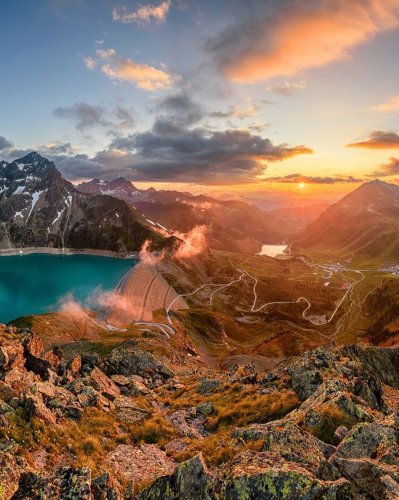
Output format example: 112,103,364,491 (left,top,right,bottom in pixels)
77,176,295,253
292,179,399,261
0,152,172,253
